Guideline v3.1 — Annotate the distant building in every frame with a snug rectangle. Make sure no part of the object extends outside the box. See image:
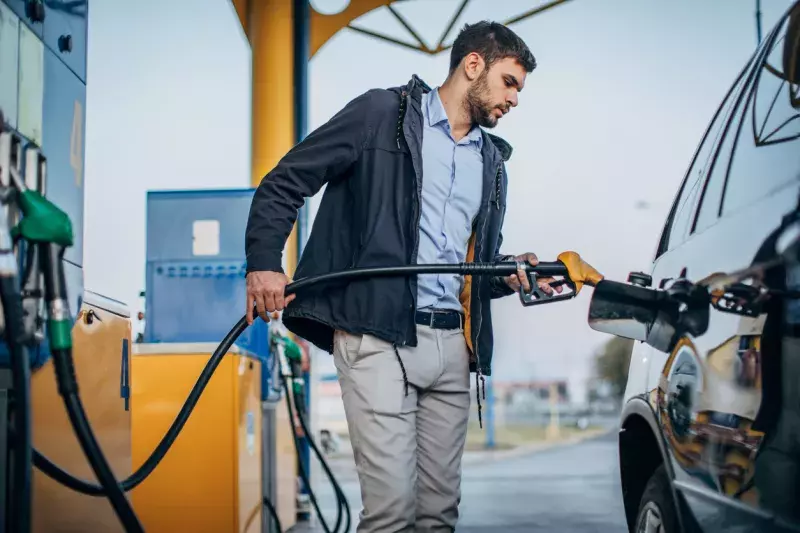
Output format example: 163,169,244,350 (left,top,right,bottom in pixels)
494,380,570,406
